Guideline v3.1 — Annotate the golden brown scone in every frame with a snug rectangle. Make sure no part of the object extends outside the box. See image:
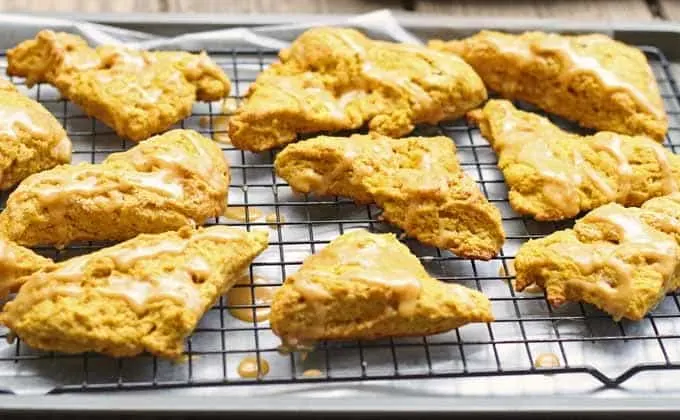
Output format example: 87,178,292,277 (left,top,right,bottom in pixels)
514,194,680,321
7,30,230,141
0,78,71,189
0,238,54,299
0,226,269,359
270,230,493,345
430,31,667,140
229,27,487,151
0,129,229,247
275,133,504,260
471,100,679,221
